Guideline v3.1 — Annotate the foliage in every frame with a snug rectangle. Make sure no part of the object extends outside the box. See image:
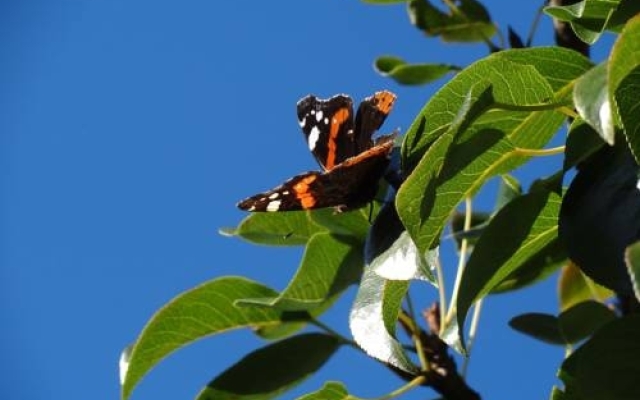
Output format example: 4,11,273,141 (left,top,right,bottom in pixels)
121,1,640,399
